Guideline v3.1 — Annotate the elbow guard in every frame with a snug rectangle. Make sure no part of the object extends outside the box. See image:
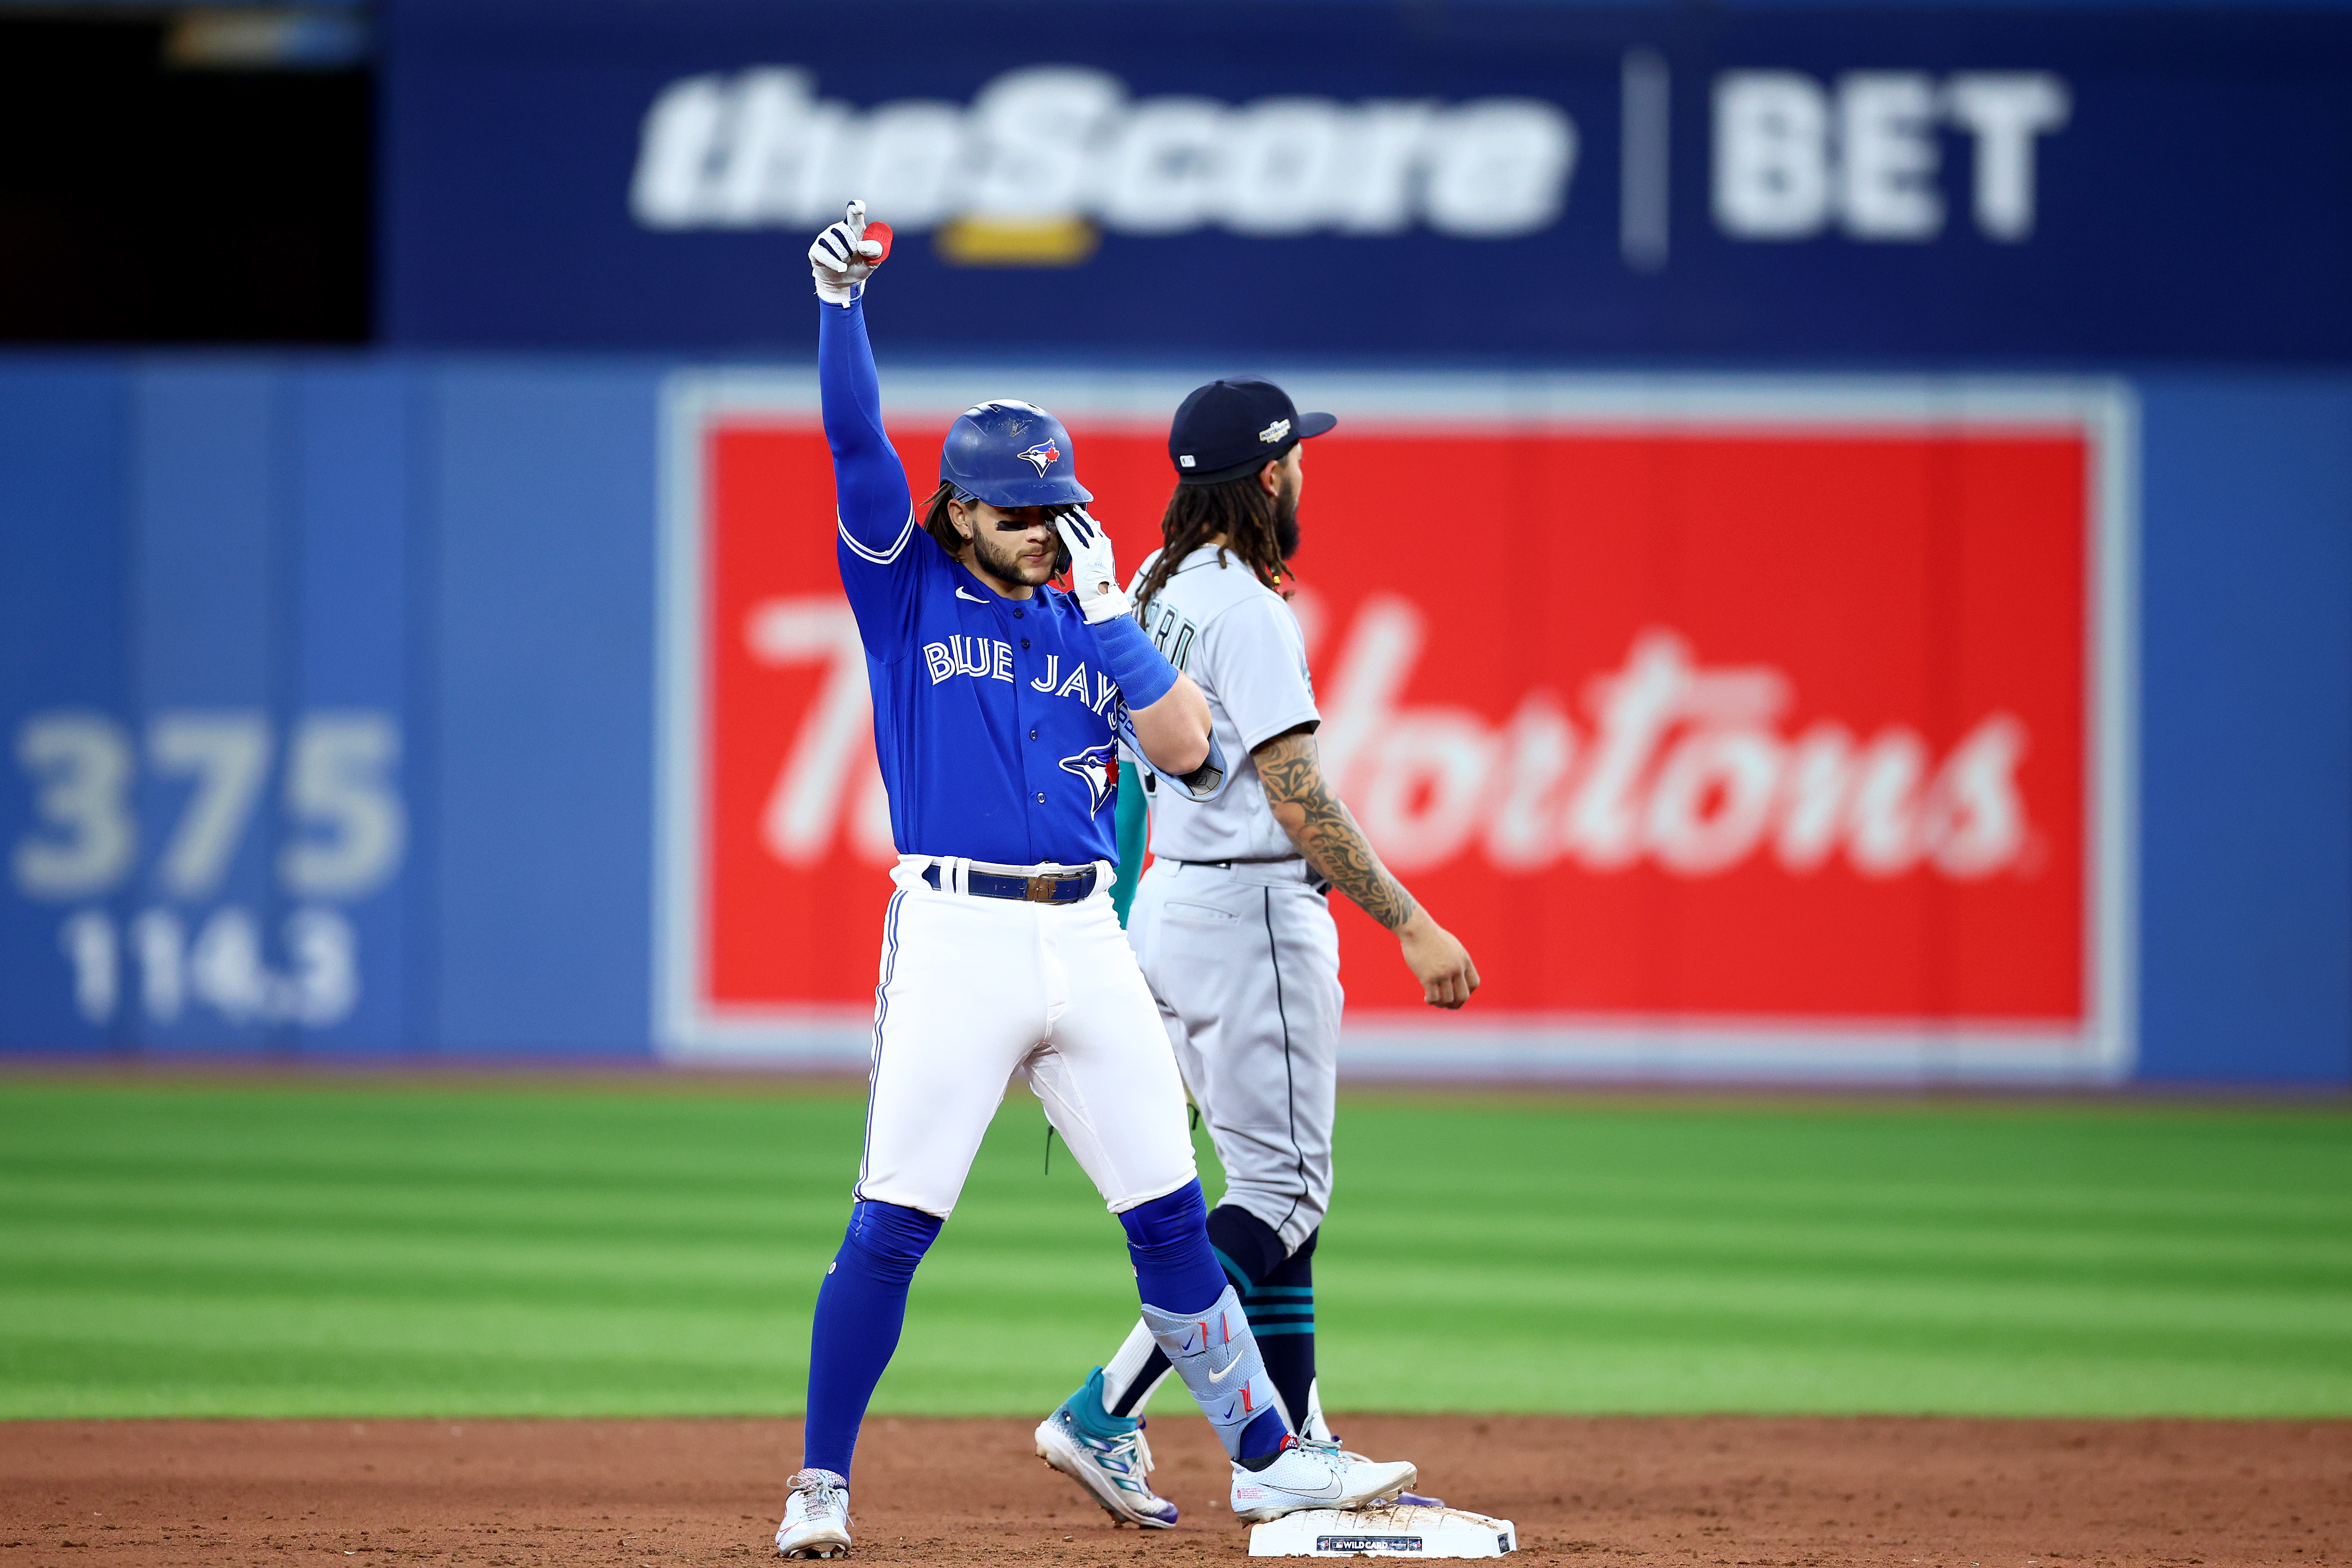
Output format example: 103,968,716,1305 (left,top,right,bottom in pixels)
1117,708,1232,804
